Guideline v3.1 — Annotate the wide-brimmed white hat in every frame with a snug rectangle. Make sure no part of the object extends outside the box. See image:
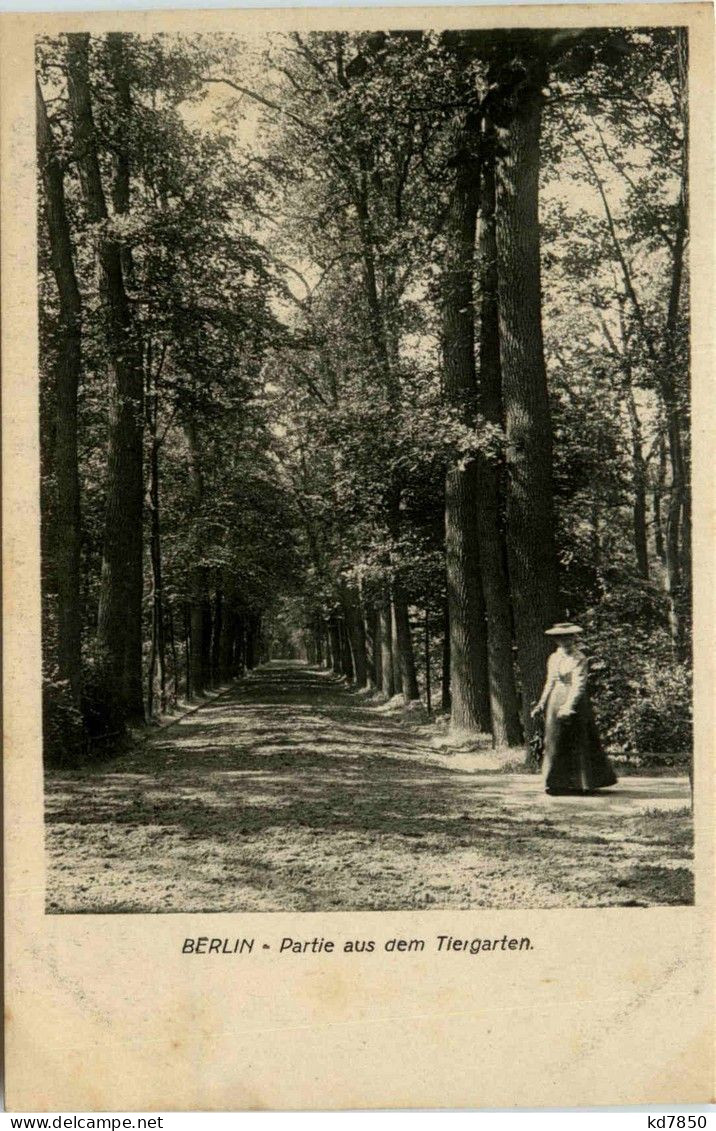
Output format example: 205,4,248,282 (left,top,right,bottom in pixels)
545,622,583,636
